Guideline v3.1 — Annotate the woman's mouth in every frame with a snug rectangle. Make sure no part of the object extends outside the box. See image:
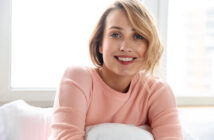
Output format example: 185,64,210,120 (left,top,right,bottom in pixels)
114,56,136,65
